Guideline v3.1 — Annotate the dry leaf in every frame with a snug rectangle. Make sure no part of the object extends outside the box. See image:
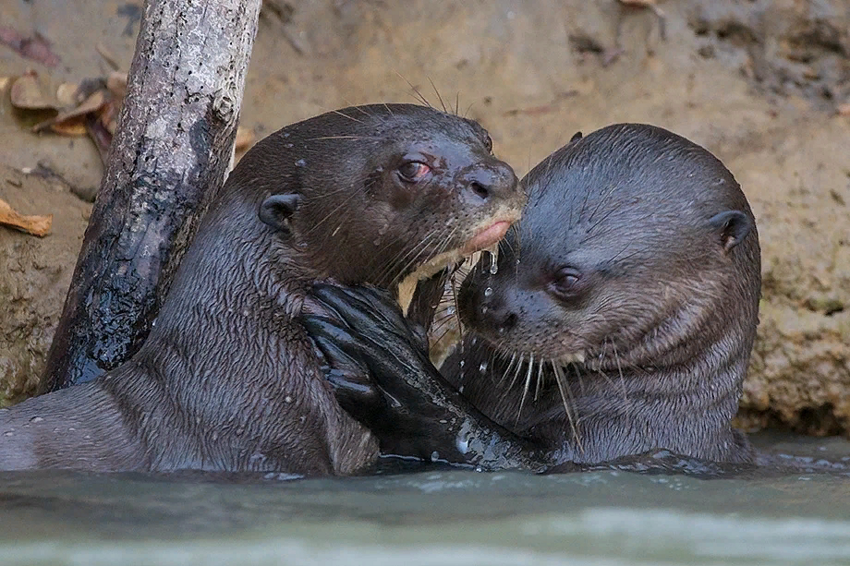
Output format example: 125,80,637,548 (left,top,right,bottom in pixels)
98,100,120,134
106,72,127,99
33,89,108,133
50,116,88,136
0,26,60,68
618,0,666,40
56,82,81,107
0,197,52,237
10,72,57,109
86,114,112,164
